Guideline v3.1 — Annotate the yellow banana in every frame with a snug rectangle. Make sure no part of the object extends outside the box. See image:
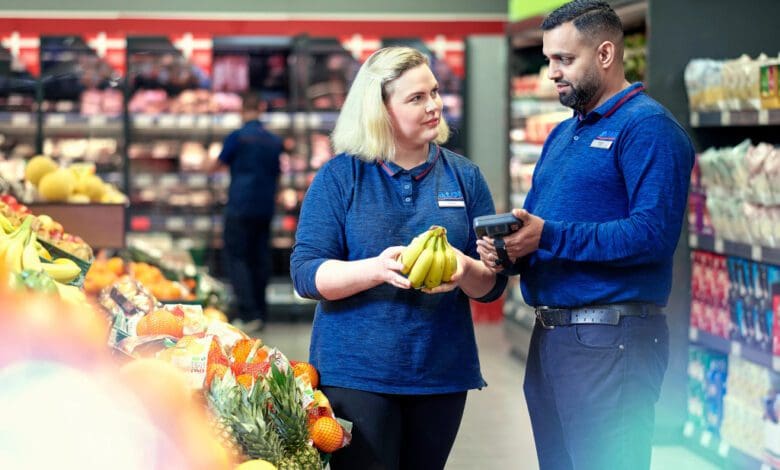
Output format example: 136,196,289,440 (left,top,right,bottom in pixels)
400,228,435,275
4,236,25,273
54,281,87,304
42,260,82,283
407,236,436,288
441,234,458,283
35,241,52,261
21,232,42,272
0,213,15,234
424,235,446,289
